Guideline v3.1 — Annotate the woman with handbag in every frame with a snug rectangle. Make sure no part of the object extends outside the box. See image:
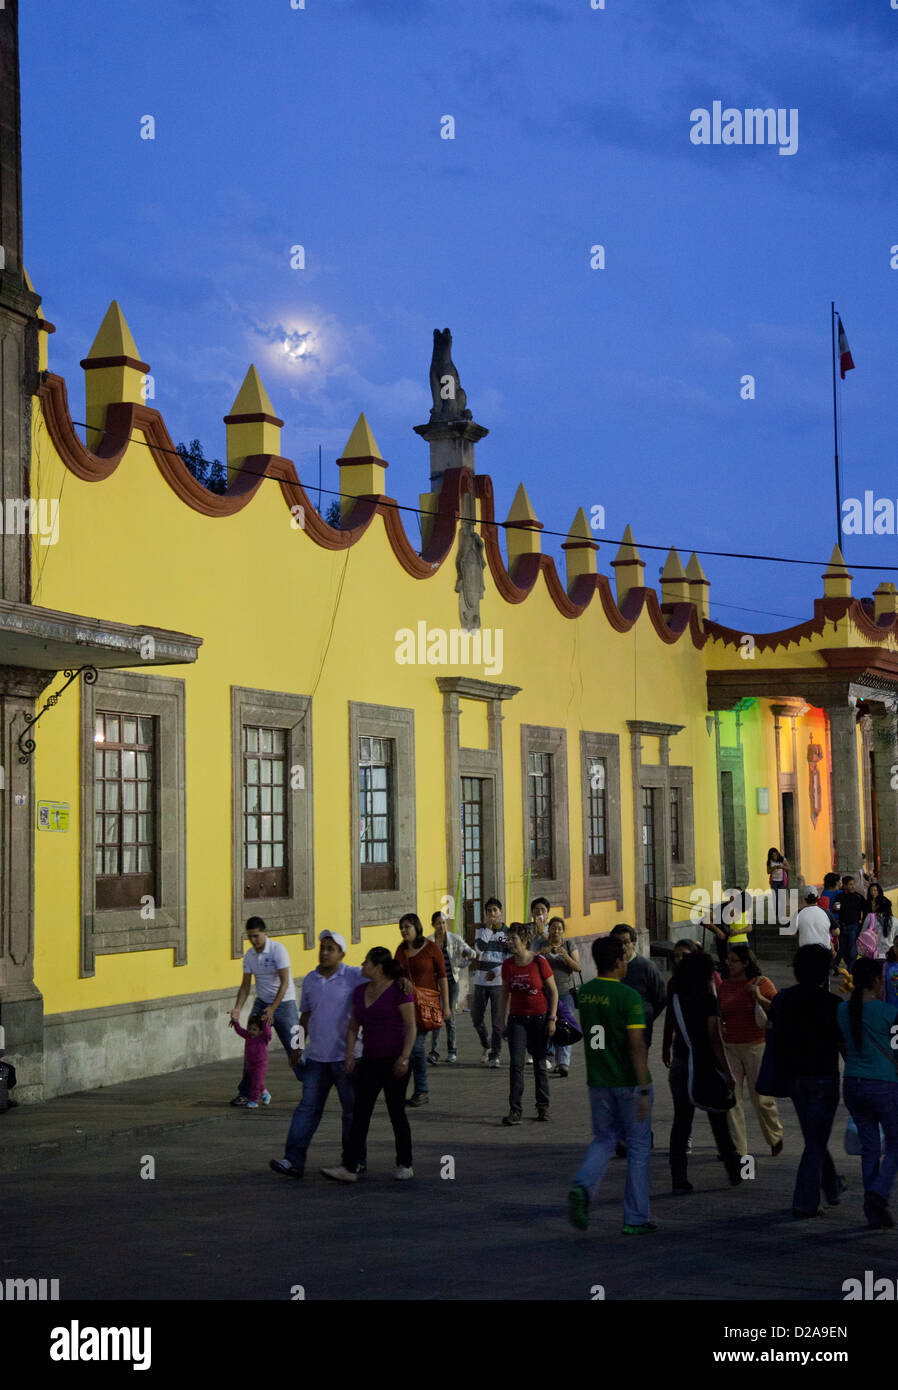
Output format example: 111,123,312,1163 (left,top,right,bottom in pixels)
395,913,450,1108
498,922,558,1125
667,950,743,1193
718,945,783,1158
533,916,581,1077
838,956,898,1228
861,883,895,960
